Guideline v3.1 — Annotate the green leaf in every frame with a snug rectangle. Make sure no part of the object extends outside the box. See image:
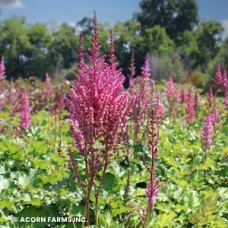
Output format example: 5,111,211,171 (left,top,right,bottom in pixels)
102,172,117,191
